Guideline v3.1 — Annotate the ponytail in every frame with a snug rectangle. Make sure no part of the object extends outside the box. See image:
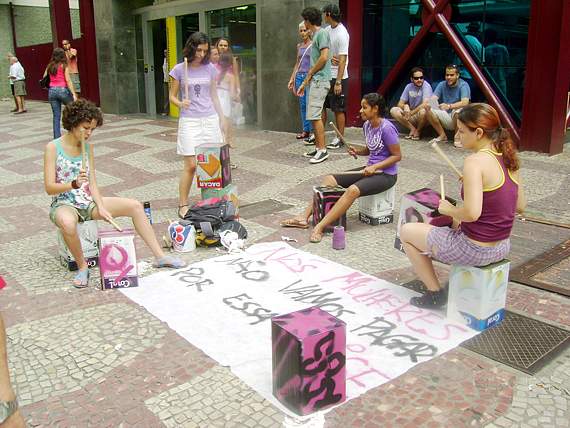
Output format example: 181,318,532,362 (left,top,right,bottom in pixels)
494,127,519,172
